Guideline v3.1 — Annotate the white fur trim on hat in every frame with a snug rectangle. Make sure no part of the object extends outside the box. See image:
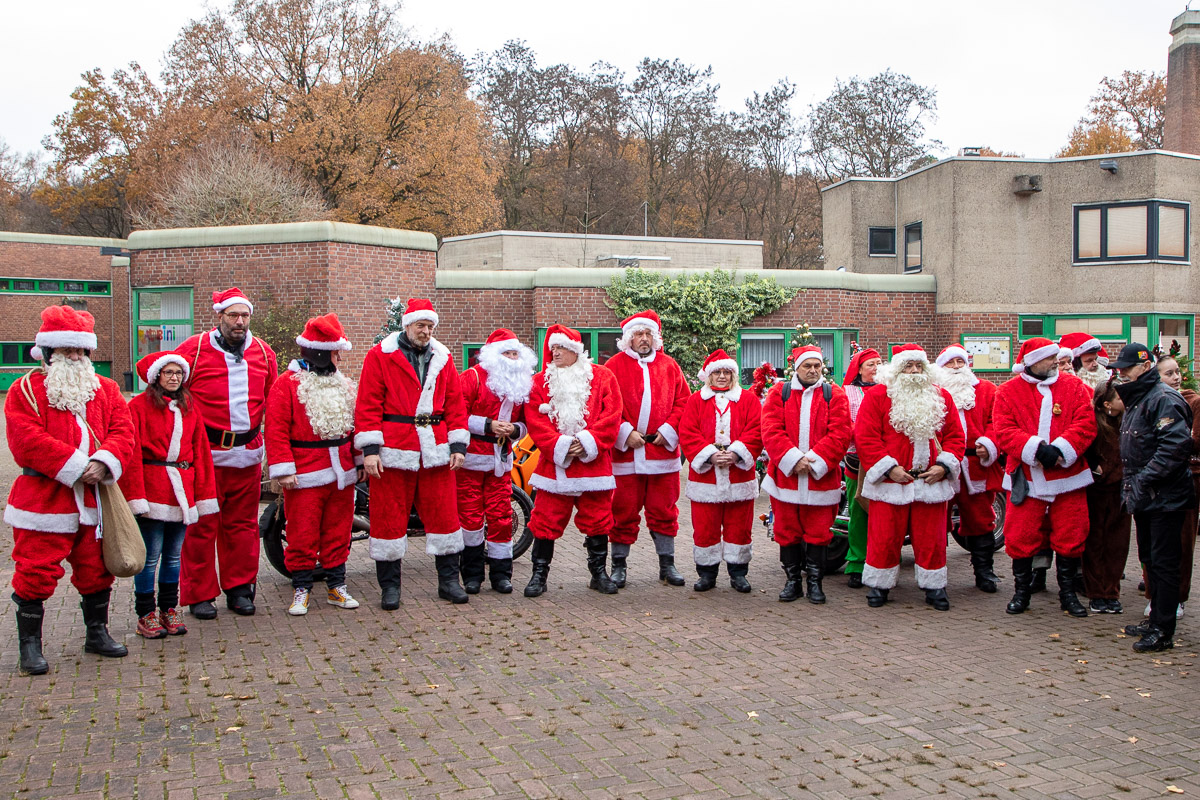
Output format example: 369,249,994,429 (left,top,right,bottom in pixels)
698,358,739,380
146,353,190,385
295,335,352,351
1013,342,1062,373
212,295,253,314
935,346,970,368
621,316,661,336
1073,337,1102,357
1057,347,1072,360
402,309,439,327
890,348,928,367
33,330,98,354
547,332,584,354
